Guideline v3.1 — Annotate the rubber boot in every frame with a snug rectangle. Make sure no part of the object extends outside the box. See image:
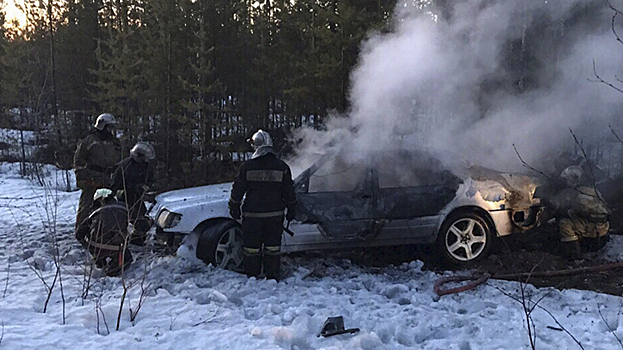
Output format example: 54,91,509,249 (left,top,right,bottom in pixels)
243,255,262,278
263,255,281,281
522,206,539,227
594,234,608,252
561,241,582,261
105,249,133,277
